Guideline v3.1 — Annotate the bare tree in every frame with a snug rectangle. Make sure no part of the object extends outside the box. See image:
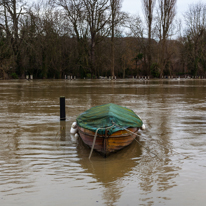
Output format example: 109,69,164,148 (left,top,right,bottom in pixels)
127,15,147,75
128,15,144,37
183,2,206,76
53,0,86,40
184,2,206,38
110,0,122,78
52,0,90,76
53,0,111,77
155,0,177,77
83,0,111,77
142,0,156,75
0,0,27,76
